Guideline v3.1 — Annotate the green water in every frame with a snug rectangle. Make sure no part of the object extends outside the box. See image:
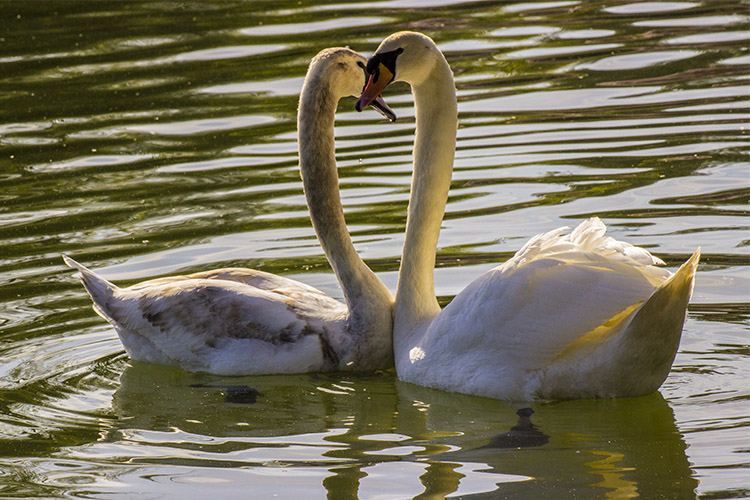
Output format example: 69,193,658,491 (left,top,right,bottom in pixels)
0,1,748,498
